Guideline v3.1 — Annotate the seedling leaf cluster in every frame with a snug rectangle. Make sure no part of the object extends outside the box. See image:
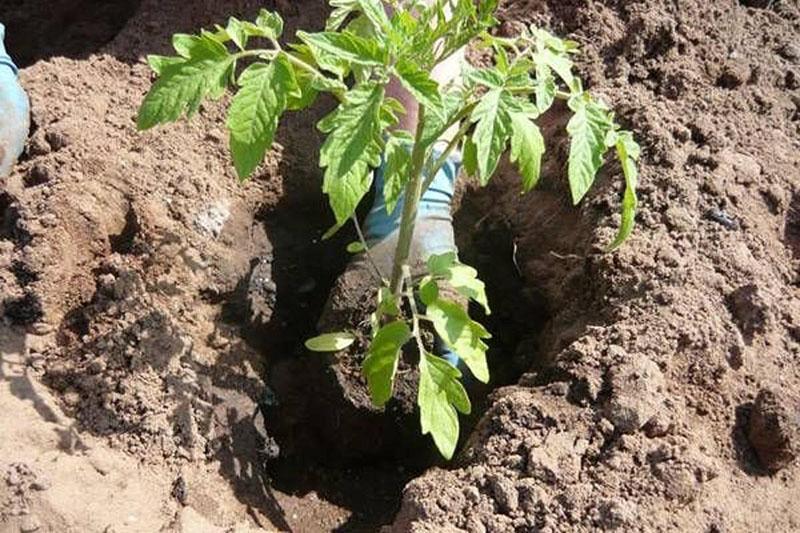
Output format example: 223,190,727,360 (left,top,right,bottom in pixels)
138,0,640,459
